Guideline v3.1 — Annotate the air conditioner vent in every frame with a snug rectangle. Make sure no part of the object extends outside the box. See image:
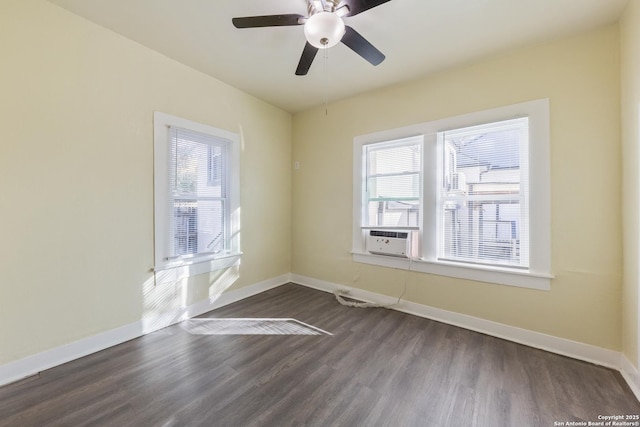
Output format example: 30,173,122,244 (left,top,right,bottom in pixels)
369,230,409,239
366,229,417,258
